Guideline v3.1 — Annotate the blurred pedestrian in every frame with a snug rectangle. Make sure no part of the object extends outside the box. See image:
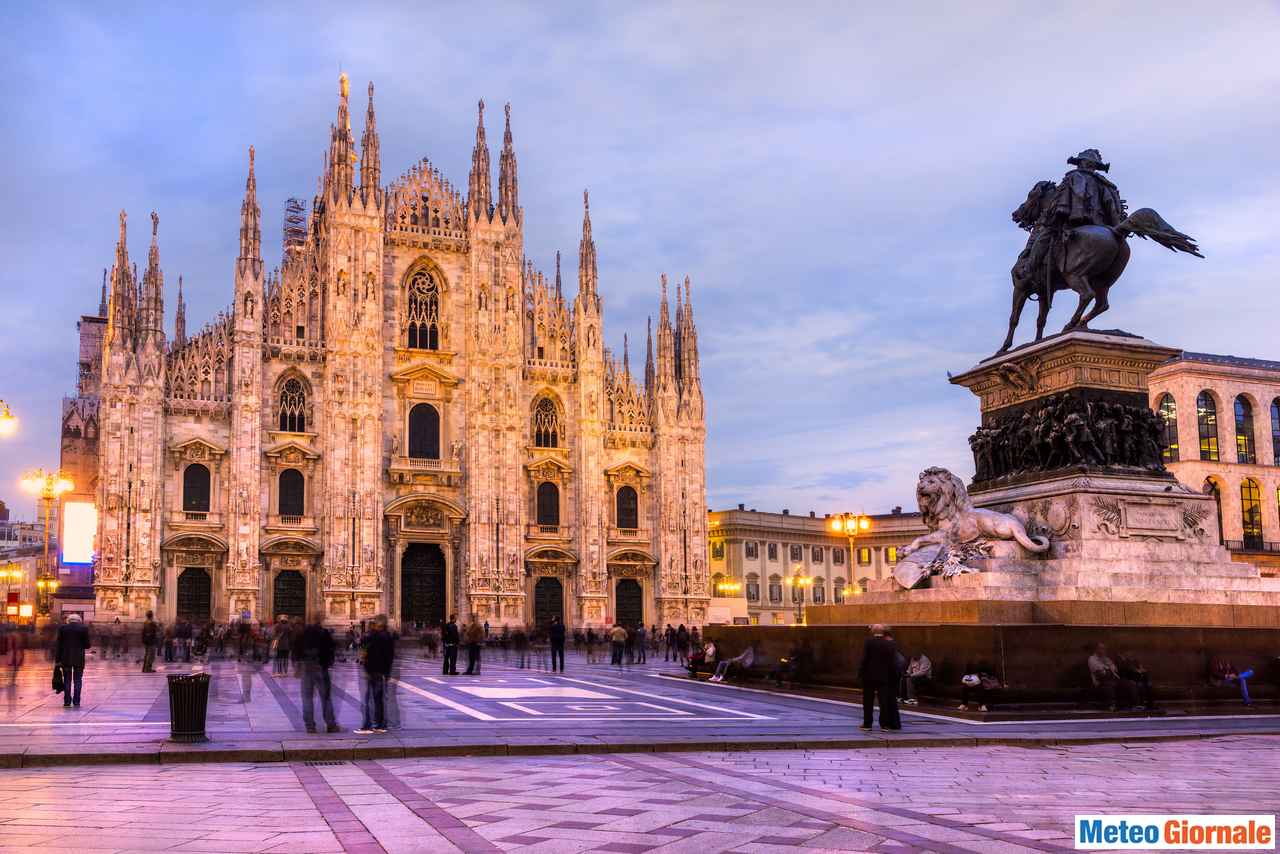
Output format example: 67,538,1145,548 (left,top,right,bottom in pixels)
55,613,92,708
463,616,484,675
858,624,901,731
548,616,566,672
141,611,158,673
299,619,340,733
356,615,394,734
